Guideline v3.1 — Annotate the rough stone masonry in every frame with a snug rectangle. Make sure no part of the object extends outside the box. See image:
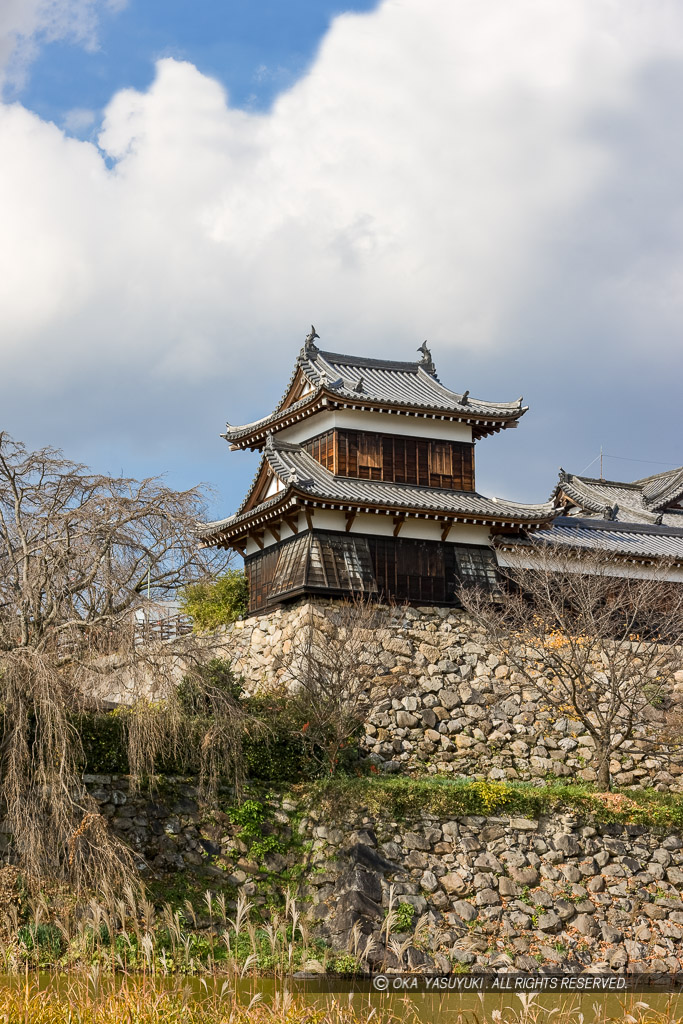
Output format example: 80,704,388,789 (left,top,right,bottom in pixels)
218,600,683,790
62,774,683,973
